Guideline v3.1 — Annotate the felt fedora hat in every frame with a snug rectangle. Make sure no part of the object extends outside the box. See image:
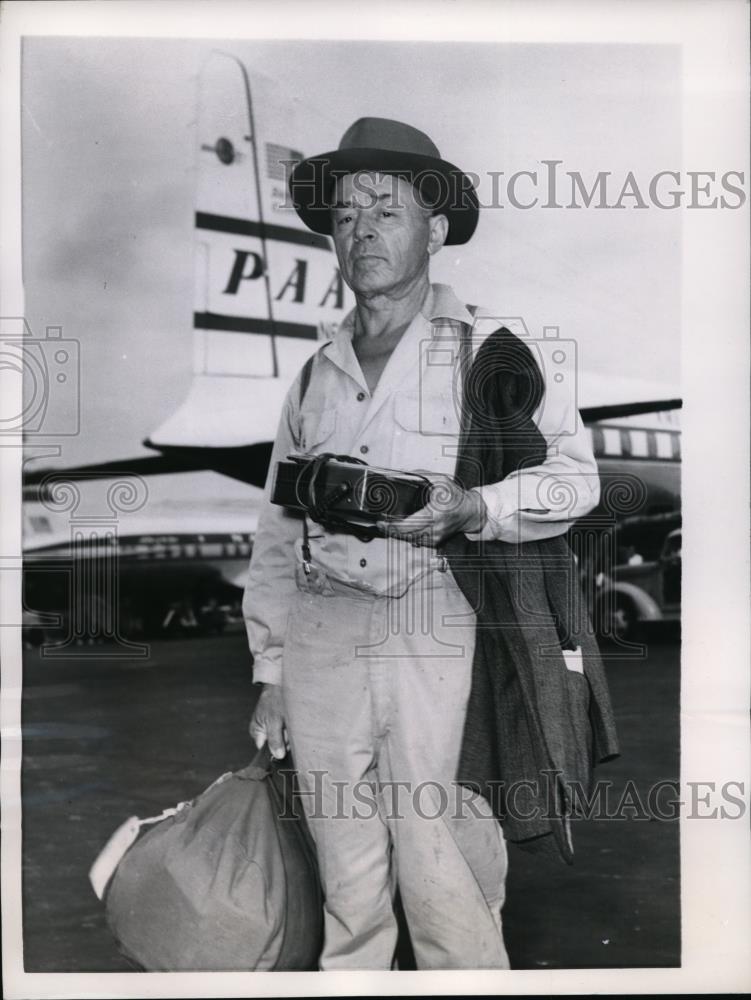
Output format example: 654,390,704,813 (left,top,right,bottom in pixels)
288,117,479,246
